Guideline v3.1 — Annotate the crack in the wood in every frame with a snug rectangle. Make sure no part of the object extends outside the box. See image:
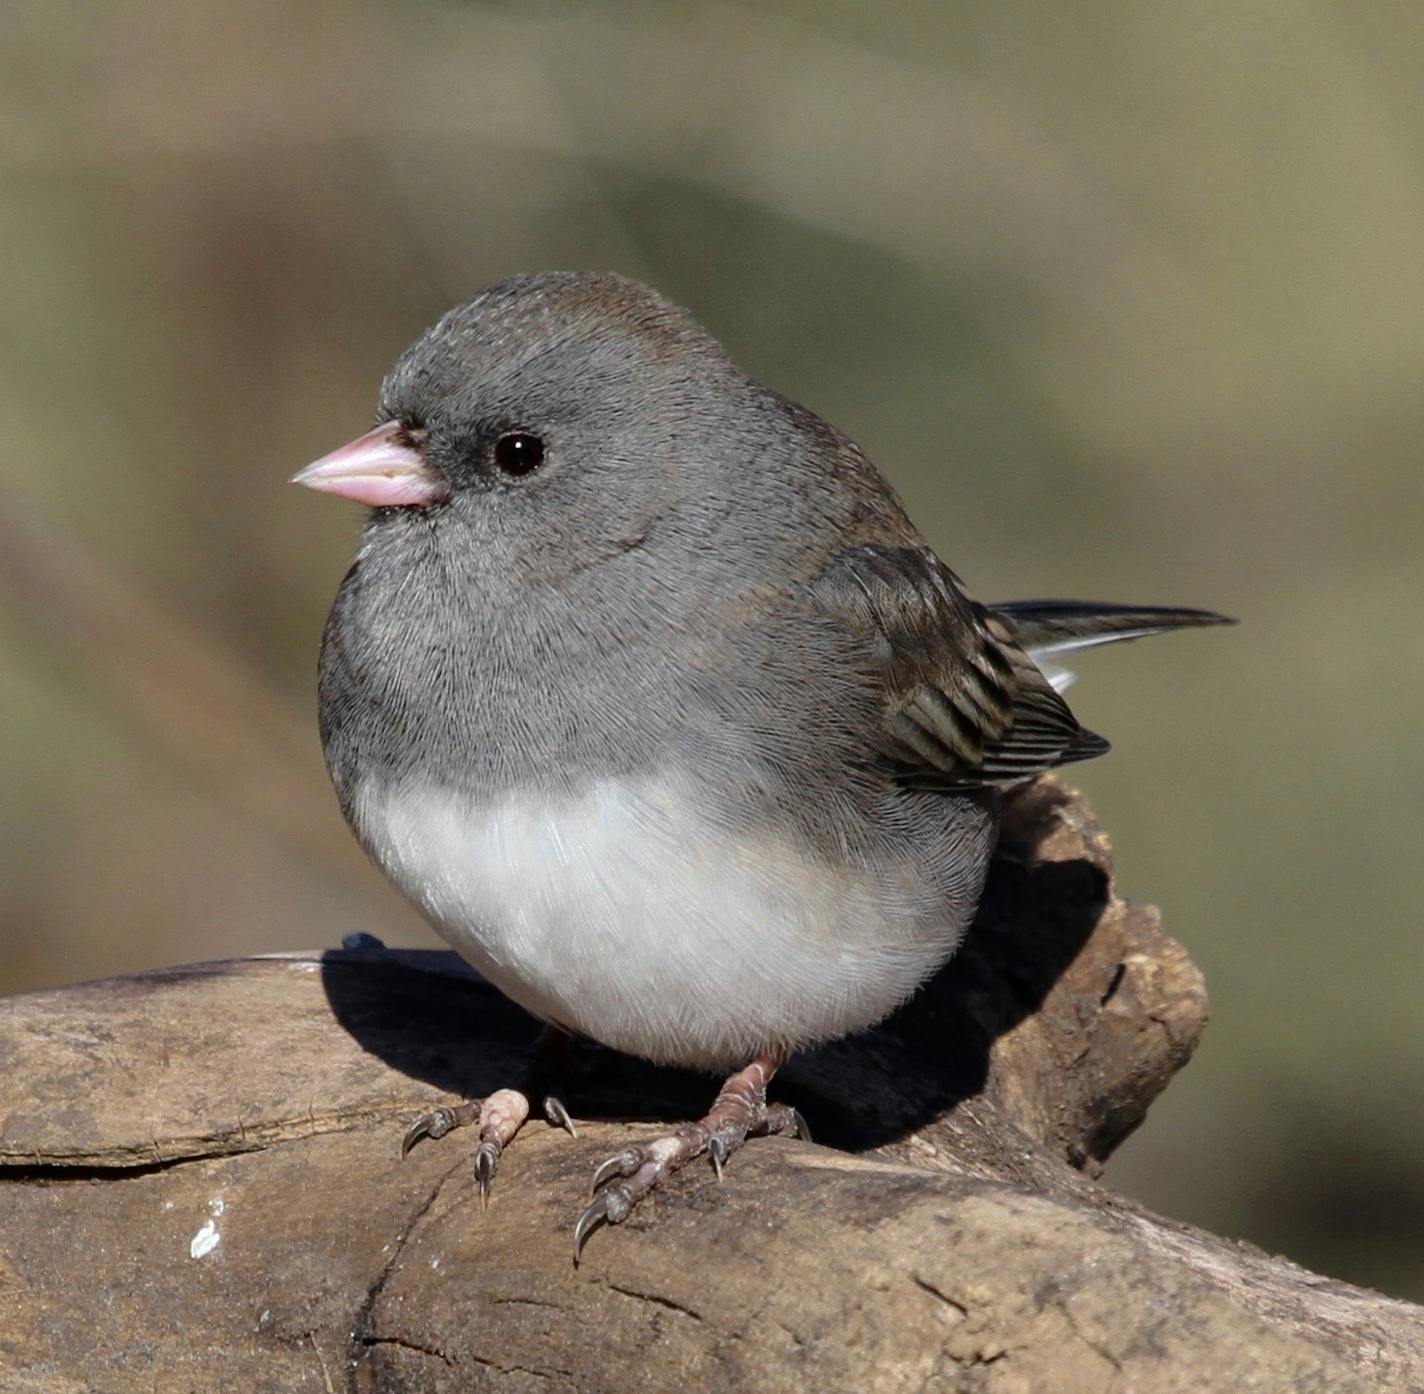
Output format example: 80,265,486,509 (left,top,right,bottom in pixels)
603,1279,704,1322
359,1334,454,1367
1099,961,1127,1006
346,1154,466,1393
914,1273,1013,1370
459,1348,577,1383
1047,1295,1125,1377
370,1336,576,1386
911,1272,970,1317
952,1349,1009,1368
0,1154,207,1184
0,1103,426,1179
